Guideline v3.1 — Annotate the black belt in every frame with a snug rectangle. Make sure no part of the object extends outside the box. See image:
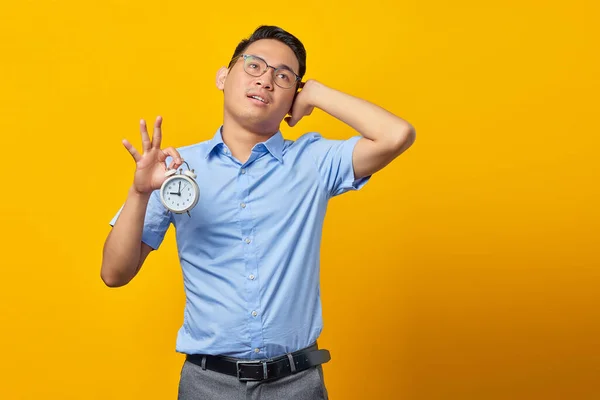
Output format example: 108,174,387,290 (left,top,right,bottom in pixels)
186,343,331,382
